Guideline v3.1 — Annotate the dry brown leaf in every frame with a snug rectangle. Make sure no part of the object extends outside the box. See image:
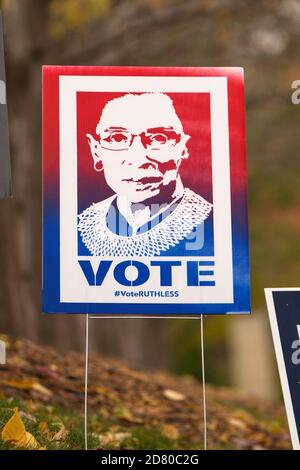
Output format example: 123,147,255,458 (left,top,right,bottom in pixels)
116,406,143,424
0,379,52,397
14,340,24,350
91,384,118,401
140,392,159,407
92,385,107,395
252,444,266,450
27,400,33,412
1,409,42,449
163,389,186,402
2,409,25,442
219,432,231,444
161,424,179,440
52,425,69,442
99,407,109,418
98,432,131,448
39,421,49,434
6,357,28,368
32,382,53,397
229,417,247,431
19,410,36,422
17,432,41,449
